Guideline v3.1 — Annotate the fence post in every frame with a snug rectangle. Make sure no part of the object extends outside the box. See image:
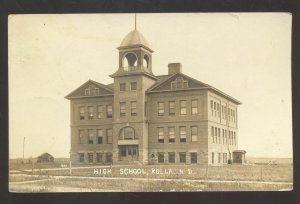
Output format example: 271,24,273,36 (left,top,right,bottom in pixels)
31,161,34,175
206,164,209,180
110,163,112,177
69,161,72,176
